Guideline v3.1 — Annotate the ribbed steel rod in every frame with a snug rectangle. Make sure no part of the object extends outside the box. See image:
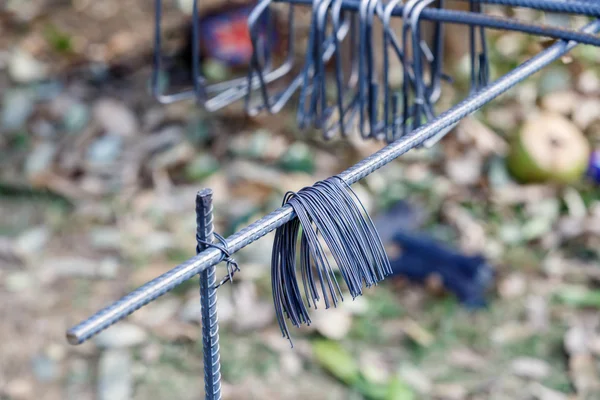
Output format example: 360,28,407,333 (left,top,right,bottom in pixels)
66,20,600,346
277,0,600,17
272,0,600,48
452,0,600,17
196,189,222,400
